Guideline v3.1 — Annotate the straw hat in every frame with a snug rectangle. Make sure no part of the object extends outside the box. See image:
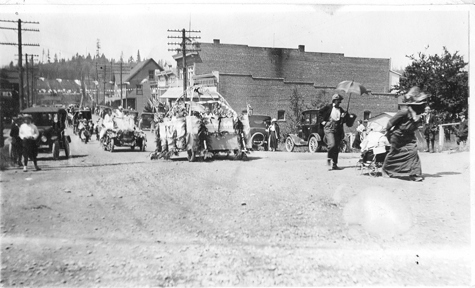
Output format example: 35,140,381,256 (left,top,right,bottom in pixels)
22,114,33,120
332,94,343,101
271,118,277,122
